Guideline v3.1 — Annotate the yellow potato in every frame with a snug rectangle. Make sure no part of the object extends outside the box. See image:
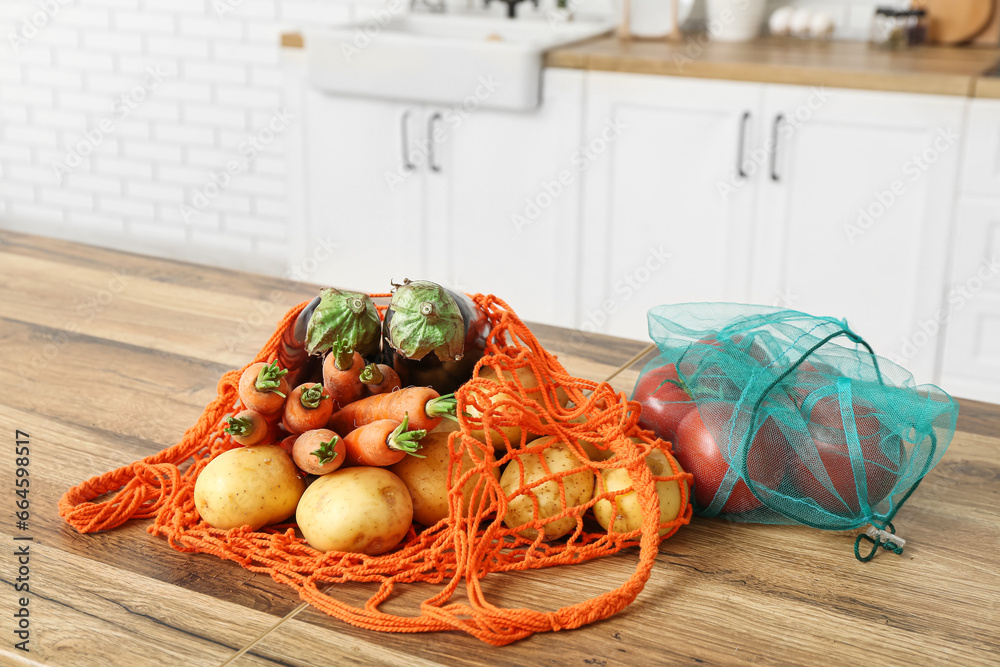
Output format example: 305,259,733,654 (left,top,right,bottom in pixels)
593,448,688,537
296,467,412,554
562,413,614,462
480,363,570,409
464,387,542,451
390,431,500,526
499,436,595,541
194,445,305,531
